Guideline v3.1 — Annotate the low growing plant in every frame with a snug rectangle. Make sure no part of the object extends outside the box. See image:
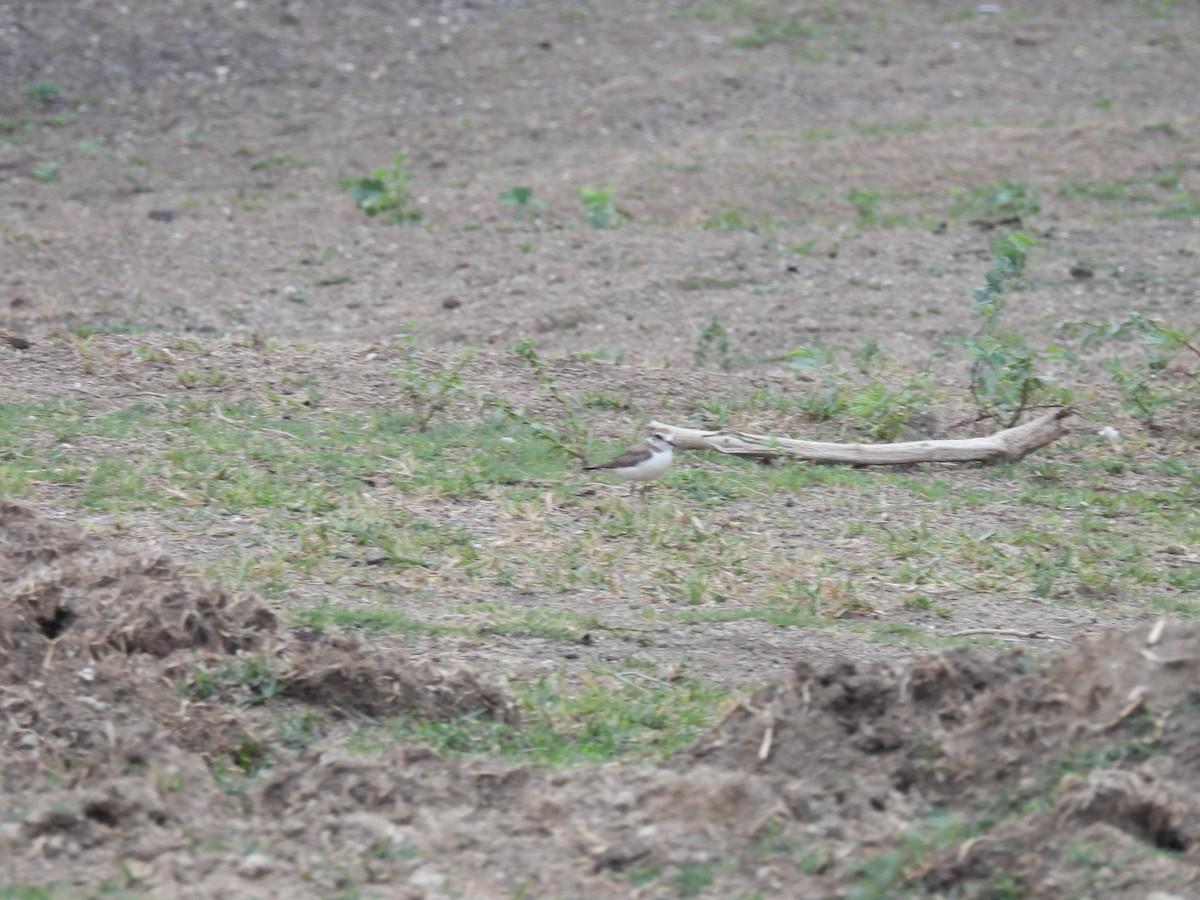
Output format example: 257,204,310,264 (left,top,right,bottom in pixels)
580,185,630,228
785,337,935,440
950,179,1040,222
30,160,60,183
343,153,423,223
784,341,849,421
179,655,287,706
495,338,592,464
390,329,475,431
25,80,63,103
1056,310,1199,428
694,315,734,371
499,186,547,220
846,187,882,225
845,375,934,441
960,233,1072,426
